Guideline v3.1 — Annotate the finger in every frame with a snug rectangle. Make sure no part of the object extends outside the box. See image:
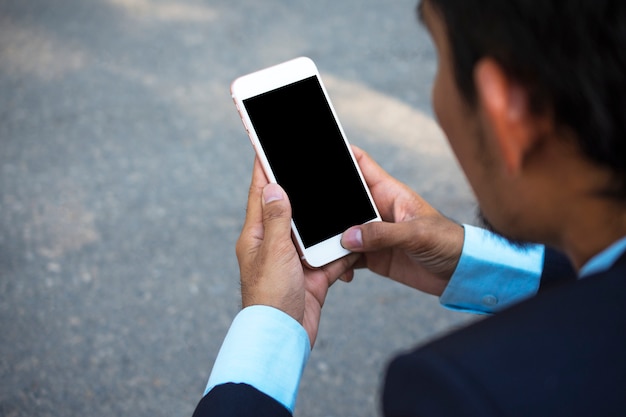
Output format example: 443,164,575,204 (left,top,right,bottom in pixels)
260,183,293,247
352,145,415,220
351,145,393,189
338,268,355,283
341,221,418,253
241,158,269,237
320,252,360,288
237,158,270,259
349,254,369,271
